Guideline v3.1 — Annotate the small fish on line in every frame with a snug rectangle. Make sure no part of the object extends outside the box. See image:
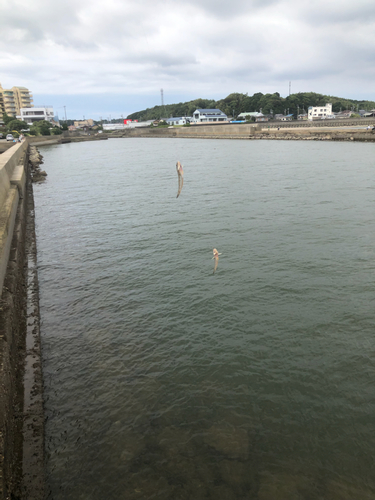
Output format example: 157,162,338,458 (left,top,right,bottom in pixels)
212,248,222,274
176,161,184,198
